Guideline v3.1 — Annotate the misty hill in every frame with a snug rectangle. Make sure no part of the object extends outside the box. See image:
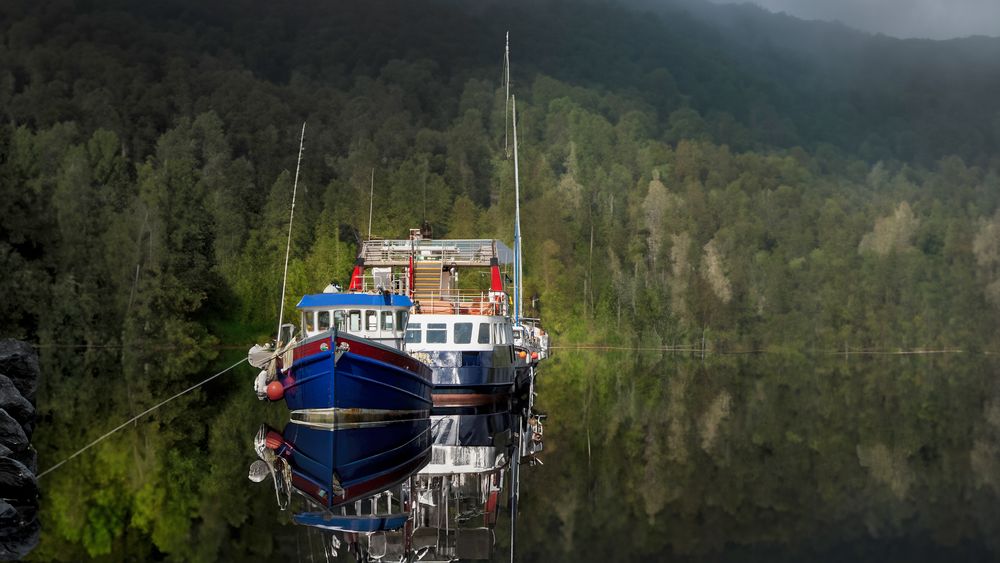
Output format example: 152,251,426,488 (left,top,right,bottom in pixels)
4,0,1000,166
